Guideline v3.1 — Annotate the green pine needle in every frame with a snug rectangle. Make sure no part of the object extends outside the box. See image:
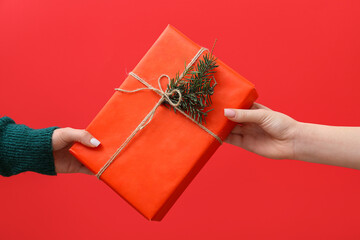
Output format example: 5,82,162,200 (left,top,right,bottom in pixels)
165,52,218,124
